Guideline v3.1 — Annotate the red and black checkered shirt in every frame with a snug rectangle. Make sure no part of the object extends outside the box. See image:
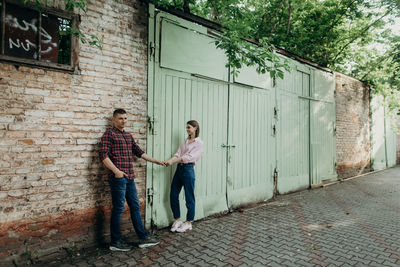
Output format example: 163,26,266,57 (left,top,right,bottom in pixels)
99,127,144,179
